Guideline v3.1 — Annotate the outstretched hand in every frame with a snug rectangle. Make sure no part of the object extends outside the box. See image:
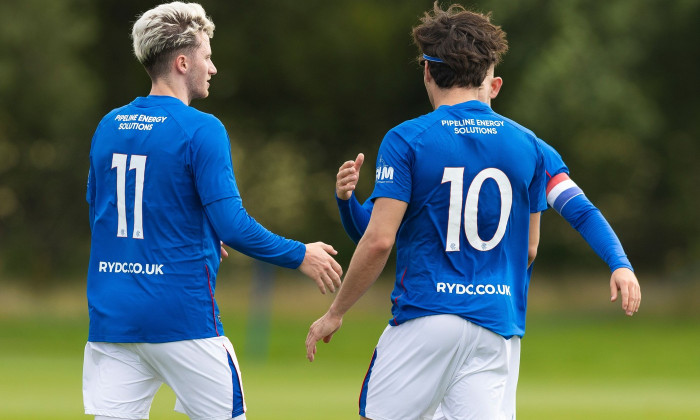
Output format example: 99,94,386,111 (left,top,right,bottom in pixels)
336,153,364,200
298,242,343,294
610,267,641,316
306,311,343,362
